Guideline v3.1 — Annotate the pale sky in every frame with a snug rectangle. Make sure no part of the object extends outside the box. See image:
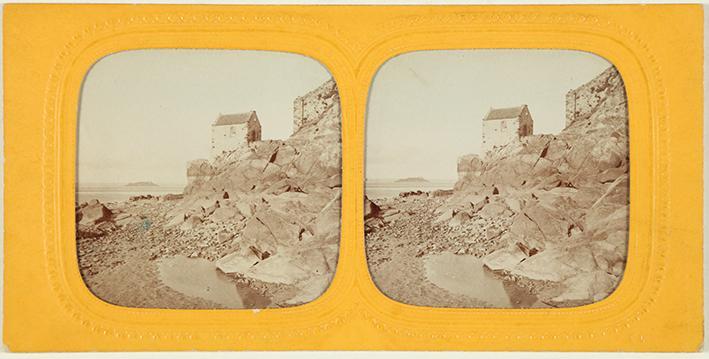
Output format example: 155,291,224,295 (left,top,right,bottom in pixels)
365,50,613,181
78,50,332,186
